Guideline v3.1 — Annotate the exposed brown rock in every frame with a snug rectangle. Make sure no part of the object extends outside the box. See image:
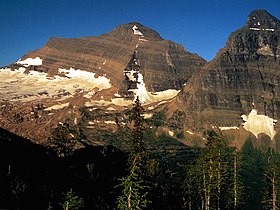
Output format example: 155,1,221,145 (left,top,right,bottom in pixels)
0,22,205,144
173,10,280,147
17,22,205,92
